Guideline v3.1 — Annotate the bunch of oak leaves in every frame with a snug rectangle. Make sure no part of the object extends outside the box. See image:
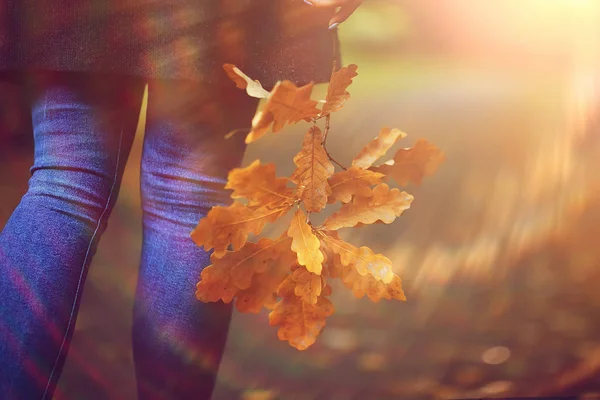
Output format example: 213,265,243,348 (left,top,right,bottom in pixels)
191,63,444,350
